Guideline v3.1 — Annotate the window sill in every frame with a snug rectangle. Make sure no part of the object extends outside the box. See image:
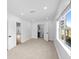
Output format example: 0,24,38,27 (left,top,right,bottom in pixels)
57,39,71,56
